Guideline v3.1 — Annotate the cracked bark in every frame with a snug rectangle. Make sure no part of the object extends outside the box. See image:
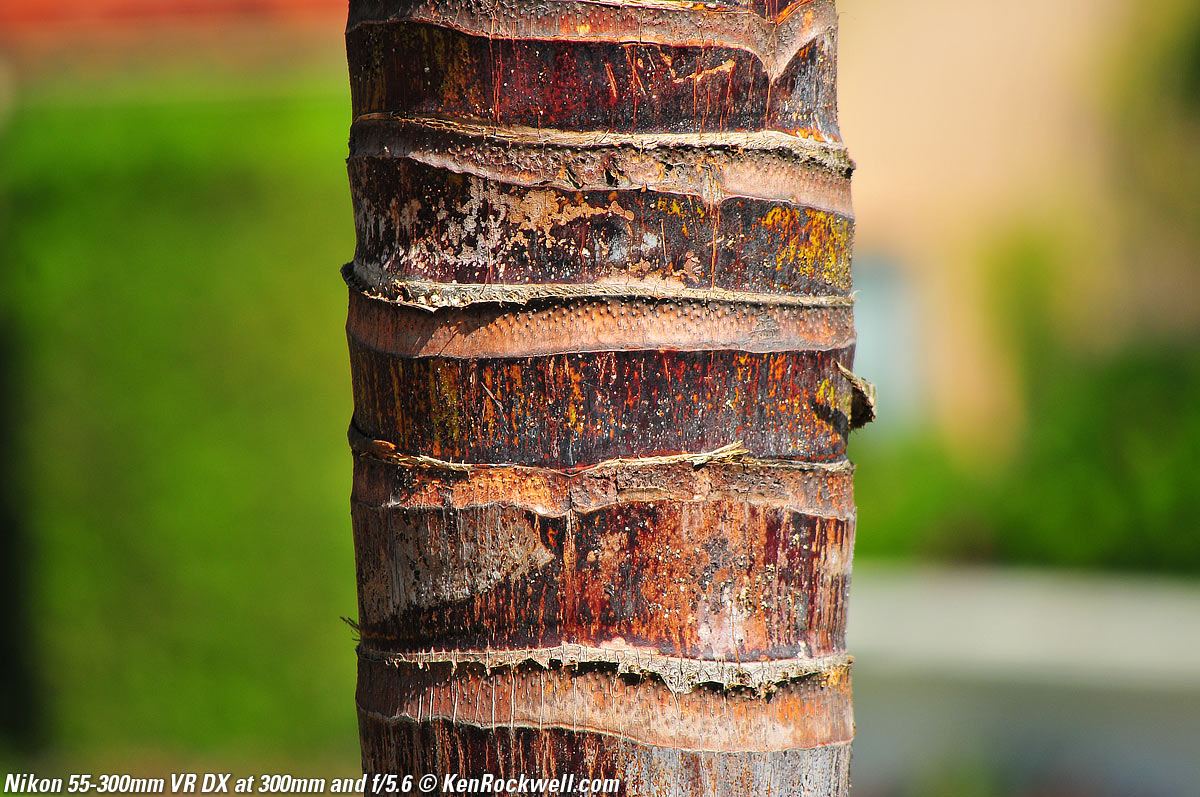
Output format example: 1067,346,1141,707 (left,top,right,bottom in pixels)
344,0,869,793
